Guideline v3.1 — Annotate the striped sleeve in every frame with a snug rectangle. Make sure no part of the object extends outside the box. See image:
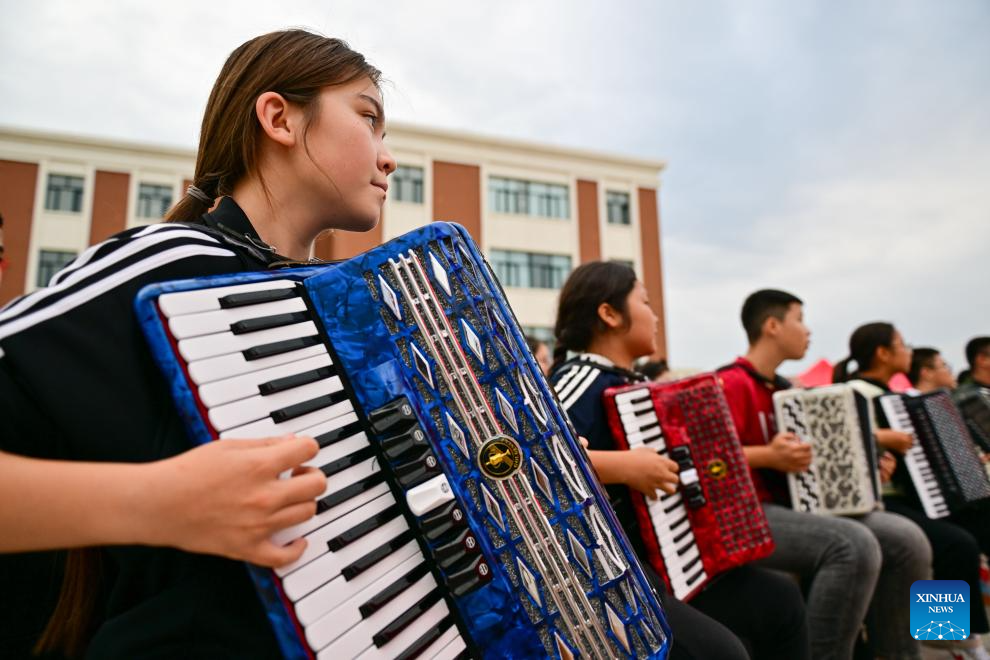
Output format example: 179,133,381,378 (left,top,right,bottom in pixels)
0,224,238,345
